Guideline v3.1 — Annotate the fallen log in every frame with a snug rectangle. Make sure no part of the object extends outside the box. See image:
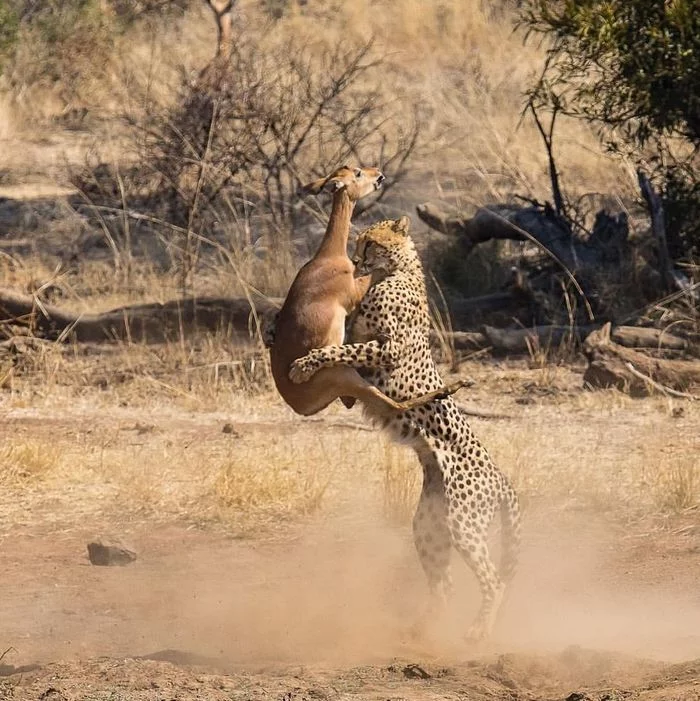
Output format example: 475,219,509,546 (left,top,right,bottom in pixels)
3,287,694,366
583,322,700,397
482,324,595,354
433,324,692,356
611,325,689,353
0,288,281,344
